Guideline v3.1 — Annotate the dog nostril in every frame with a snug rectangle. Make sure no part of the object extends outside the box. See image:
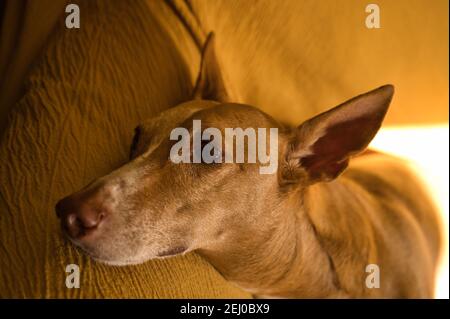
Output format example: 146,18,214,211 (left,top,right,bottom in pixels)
56,191,108,238
62,213,82,237
66,213,77,227
63,210,104,238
